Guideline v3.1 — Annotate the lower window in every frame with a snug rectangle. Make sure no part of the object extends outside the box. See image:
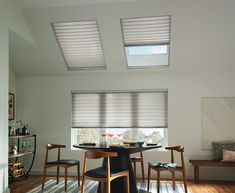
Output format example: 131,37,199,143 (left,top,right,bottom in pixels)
71,128,168,150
